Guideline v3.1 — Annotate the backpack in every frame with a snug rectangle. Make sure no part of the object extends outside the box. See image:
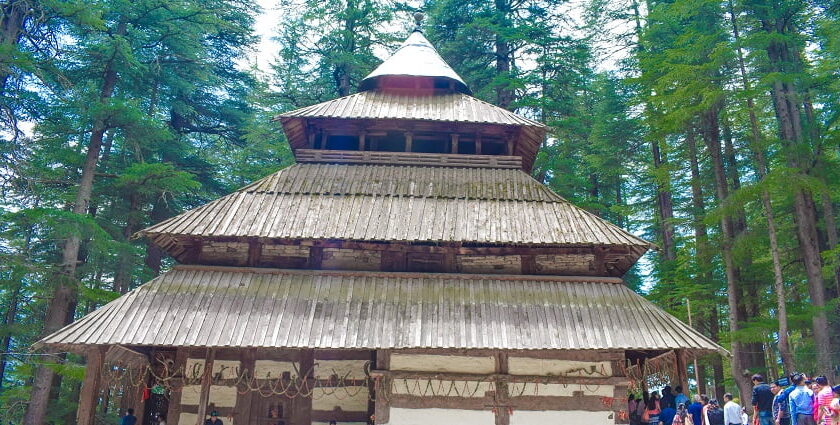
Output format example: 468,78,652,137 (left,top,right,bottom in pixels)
707,408,724,425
